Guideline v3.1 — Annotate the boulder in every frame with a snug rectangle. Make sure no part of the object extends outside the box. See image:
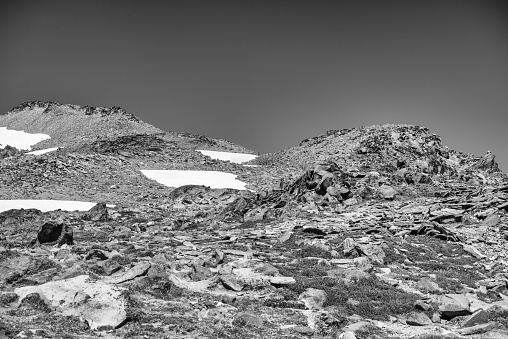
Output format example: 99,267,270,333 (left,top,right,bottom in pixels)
83,203,110,222
377,185,397,200
406,312,433,326
462,309,489,328
437,294,471,319
14,275,127,331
